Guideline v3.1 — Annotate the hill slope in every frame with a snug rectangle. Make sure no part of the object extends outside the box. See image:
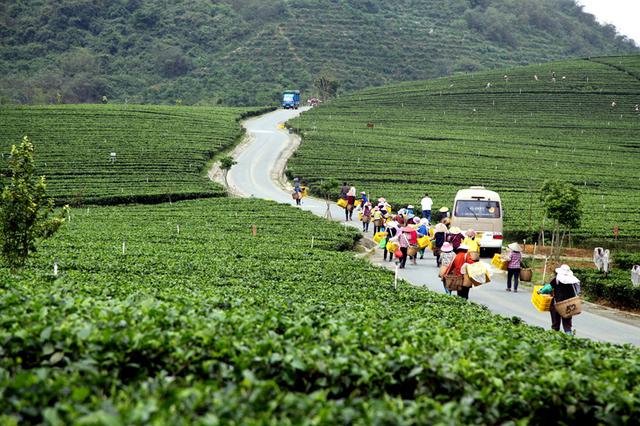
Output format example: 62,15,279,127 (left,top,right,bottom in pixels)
287,55,640,240
0,105,262,204
0,0,637,105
